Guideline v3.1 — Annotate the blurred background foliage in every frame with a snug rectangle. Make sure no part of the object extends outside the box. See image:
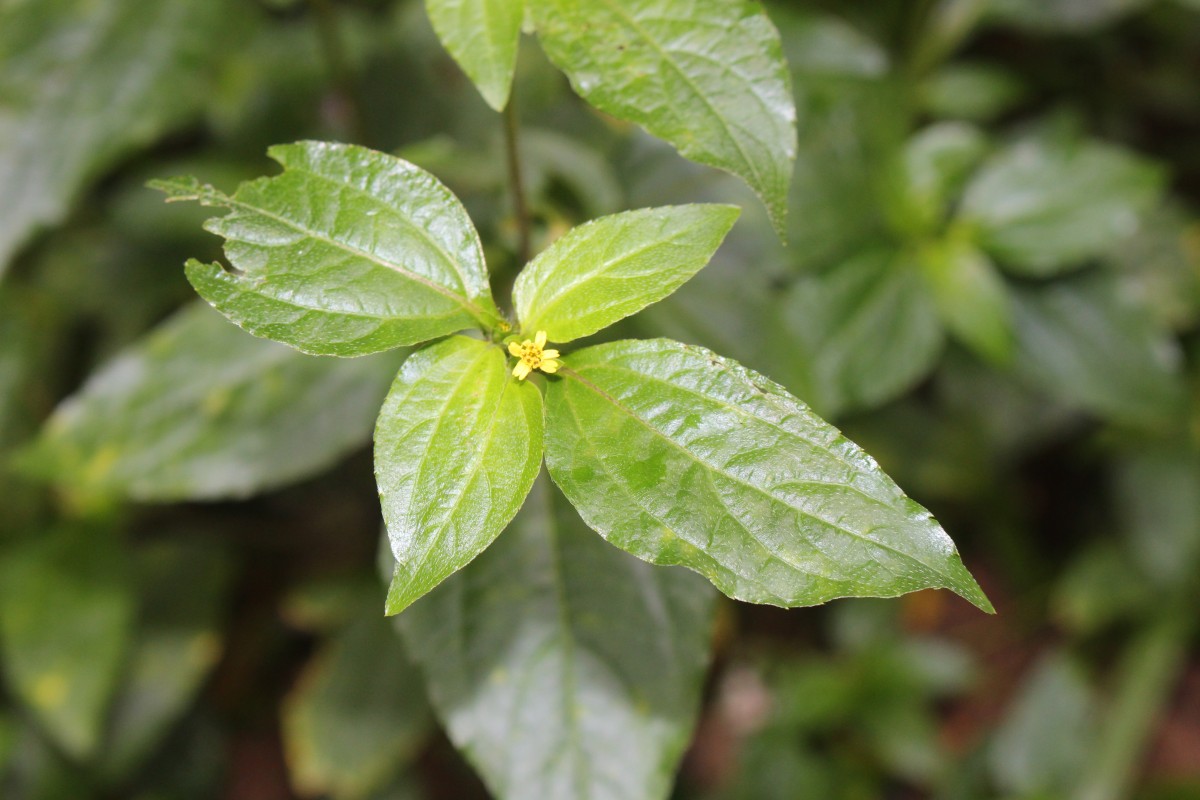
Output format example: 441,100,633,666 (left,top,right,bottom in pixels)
1,0,1199,797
